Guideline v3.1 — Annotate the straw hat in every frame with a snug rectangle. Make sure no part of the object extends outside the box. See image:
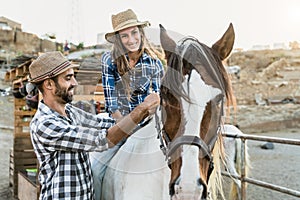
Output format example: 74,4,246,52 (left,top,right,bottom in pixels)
29,51,75,83
105,9,150,43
